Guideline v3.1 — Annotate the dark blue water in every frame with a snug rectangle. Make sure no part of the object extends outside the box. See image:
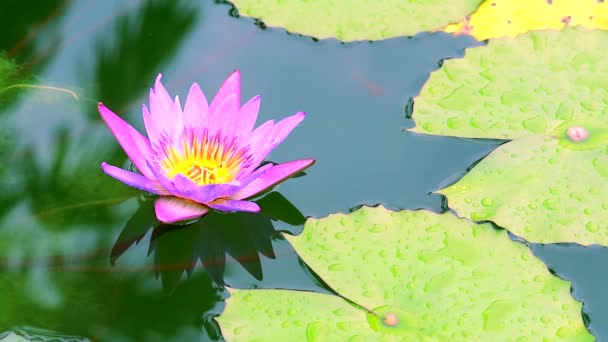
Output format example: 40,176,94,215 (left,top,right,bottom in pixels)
0,0,604,340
